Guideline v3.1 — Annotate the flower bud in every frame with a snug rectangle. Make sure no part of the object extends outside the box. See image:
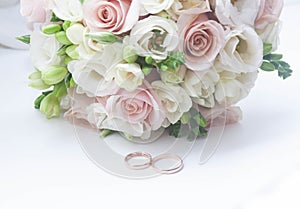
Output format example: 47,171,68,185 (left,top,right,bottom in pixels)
160,65,168,71
29,70,51,90
53,82,67,98
42,24,62,35
99,129,112,138
66,45,79,60
142,66,152,76
40,93,60,119
42,65,68,85
180,112,191,124
62,21,71,31
123,45,138,63
64,56,73,65
145,56,153,65
55,31,72,45
86,32,118,44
